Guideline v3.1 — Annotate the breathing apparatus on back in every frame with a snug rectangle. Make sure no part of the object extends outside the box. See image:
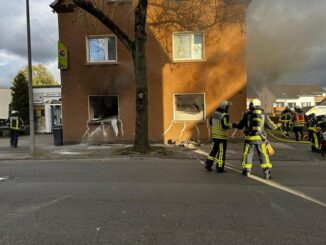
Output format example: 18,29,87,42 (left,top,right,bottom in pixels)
248,99,264,135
